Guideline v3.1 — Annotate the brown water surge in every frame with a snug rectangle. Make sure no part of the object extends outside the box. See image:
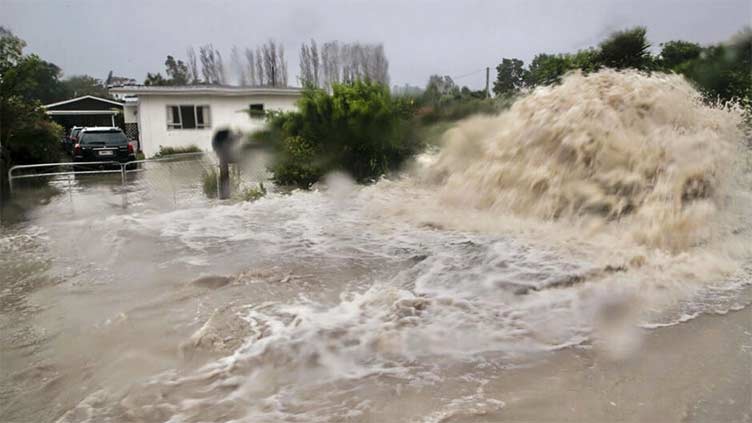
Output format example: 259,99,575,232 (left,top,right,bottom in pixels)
423,70,748,251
